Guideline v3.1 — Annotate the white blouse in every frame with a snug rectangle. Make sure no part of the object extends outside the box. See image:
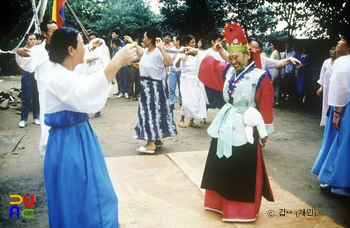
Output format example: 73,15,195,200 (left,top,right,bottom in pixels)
328,54,350,107
45,64,111,114
139,48,166,80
